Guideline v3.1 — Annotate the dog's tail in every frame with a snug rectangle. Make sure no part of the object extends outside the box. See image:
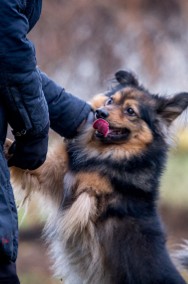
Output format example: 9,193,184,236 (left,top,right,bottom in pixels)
172,241,188,270
4,136,69,209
